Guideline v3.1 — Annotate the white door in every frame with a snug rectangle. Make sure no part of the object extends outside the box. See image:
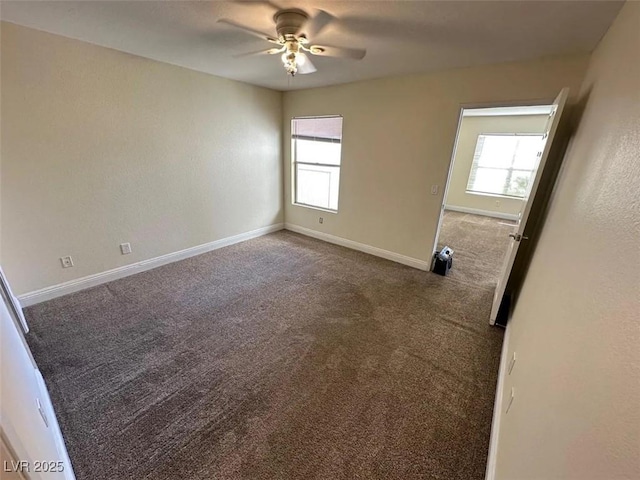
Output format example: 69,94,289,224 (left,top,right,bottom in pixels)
0,266,29,334
1,295,75,479
490,88,569,324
